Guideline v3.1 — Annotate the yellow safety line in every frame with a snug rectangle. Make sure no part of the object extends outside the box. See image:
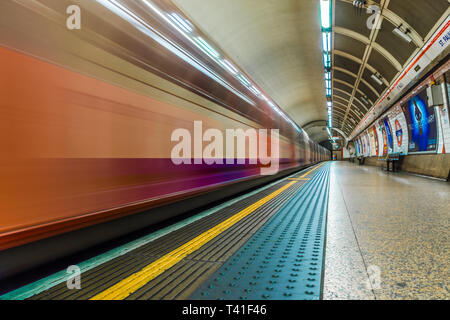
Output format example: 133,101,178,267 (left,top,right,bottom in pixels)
299,162,324,178
288,178,310,181
90,164,323,300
